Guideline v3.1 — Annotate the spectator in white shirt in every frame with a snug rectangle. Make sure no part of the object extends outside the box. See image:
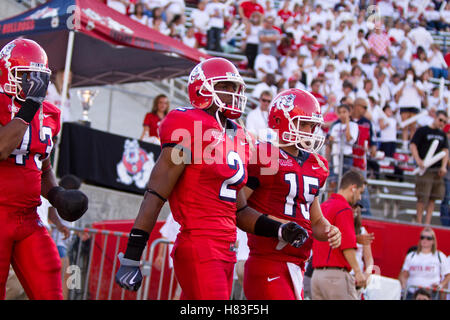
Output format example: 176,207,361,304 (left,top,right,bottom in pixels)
440,2,450,27
394,68,425,149
373,72,391,109
378,105,398,158
284,17,306,45
408,22,435,52
254,43,279,80
333,50,351,74
388,20,406,45
243,11,263,71
335,80,356,105
182,27,198,48
357,79,377,102
328,104,359,177
427,86,446,112
428,43,449,79
412,47,431,79
130,2,150,26
107,0,129,15
310,22,329,46
399,227,450,300
165,0,185,24
251,73,278,100
329,21,350,57
280,44,300,80
424,2,444,31
205,0,226,52
245,90,273,141
352,29,370,61
309,4,329,27
190,0,209,34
